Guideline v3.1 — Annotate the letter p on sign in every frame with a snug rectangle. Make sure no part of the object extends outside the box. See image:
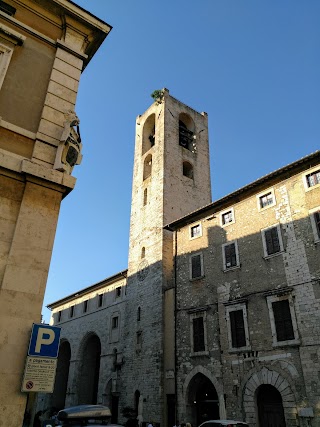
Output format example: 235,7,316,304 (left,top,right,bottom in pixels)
28,324,61,358
35,328,55,353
